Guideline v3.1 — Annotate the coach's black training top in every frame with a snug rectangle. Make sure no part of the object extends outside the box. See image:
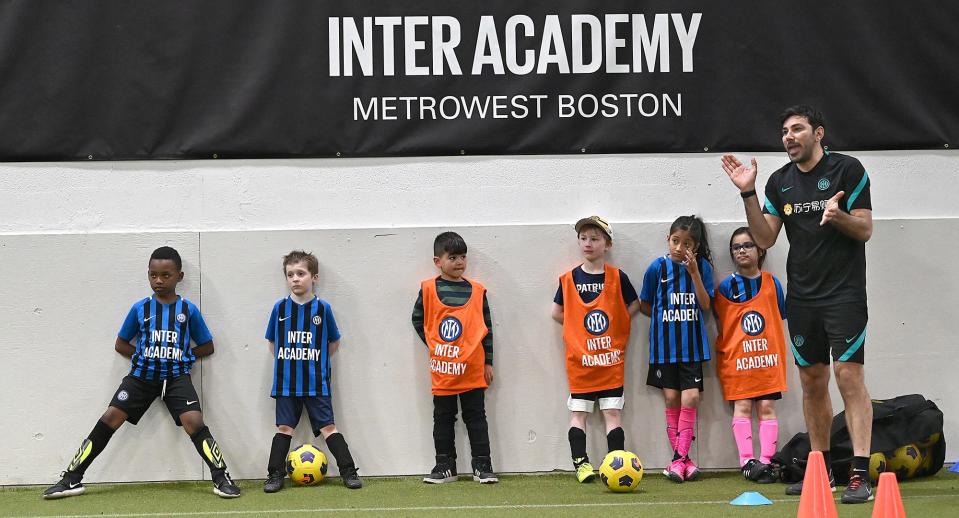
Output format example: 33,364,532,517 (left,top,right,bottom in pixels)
762,151,872,306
